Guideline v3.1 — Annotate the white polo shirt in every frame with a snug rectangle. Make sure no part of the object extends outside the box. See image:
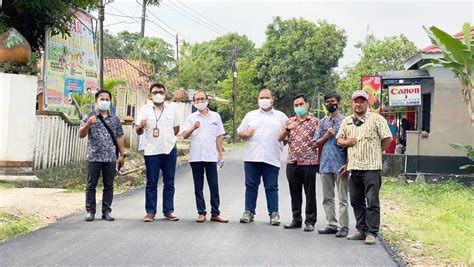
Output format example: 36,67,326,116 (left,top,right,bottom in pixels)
237,108,288,168
183,110,226,162
136,103,180,156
